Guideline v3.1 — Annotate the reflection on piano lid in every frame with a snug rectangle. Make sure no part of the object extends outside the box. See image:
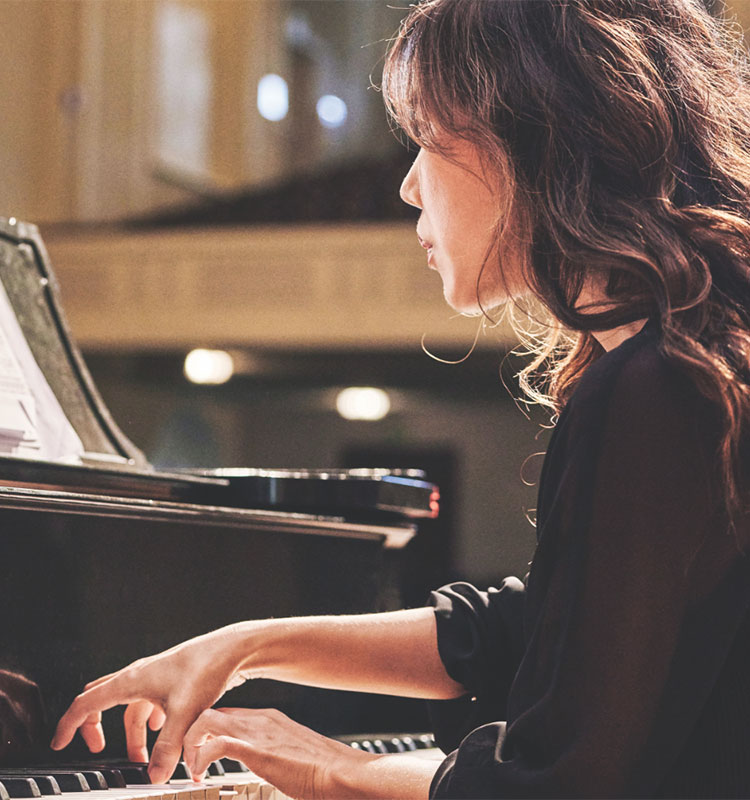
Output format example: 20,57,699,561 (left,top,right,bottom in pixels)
183,467,440,522
0,218,439,524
